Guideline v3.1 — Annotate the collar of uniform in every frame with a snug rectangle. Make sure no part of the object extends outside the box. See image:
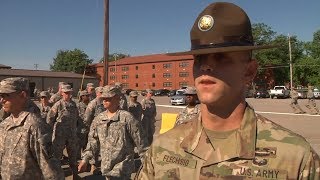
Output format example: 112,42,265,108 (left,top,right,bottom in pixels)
6,111,29,130
101,110,120,122
180,104,256,163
